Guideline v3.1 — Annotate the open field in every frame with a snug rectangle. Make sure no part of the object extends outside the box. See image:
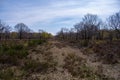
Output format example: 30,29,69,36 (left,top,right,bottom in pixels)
0,2,120,80
0,39,120,80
